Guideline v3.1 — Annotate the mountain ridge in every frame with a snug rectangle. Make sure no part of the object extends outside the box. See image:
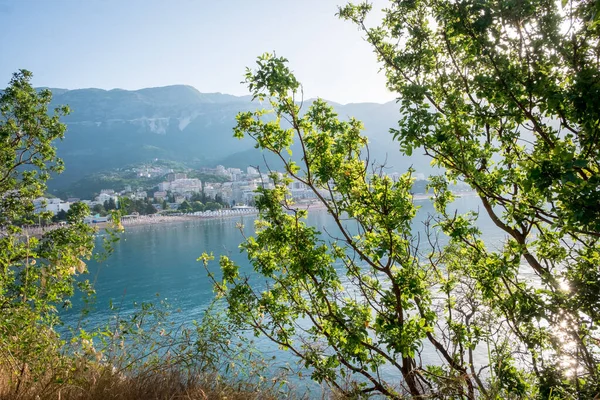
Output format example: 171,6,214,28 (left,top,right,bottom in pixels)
42,85,433,193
